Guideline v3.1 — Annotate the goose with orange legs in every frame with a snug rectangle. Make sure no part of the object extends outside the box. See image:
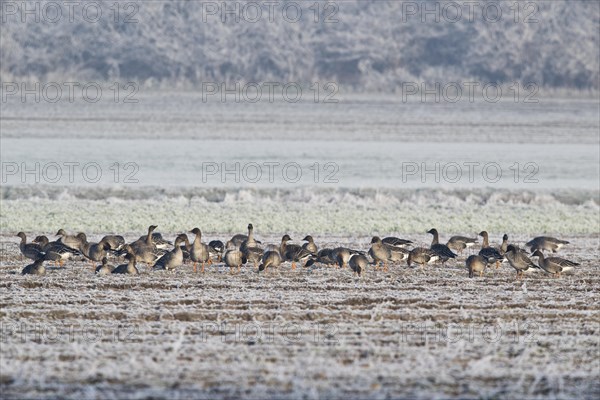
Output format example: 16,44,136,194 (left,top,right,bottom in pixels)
280,235,312,270
189,228,211,273
532,250,579,278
